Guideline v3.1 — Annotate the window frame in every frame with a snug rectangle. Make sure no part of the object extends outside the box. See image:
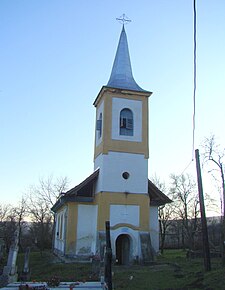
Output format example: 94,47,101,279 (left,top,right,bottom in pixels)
119,108,134,136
